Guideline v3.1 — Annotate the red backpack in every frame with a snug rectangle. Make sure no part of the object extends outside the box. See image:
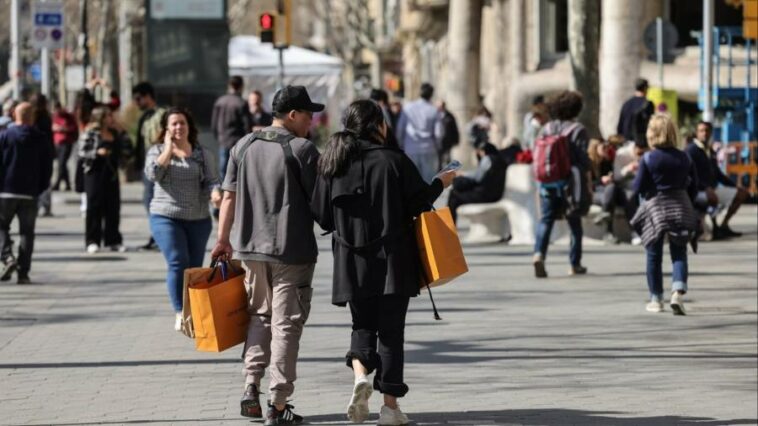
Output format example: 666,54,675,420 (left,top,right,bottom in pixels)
532,123,578,183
